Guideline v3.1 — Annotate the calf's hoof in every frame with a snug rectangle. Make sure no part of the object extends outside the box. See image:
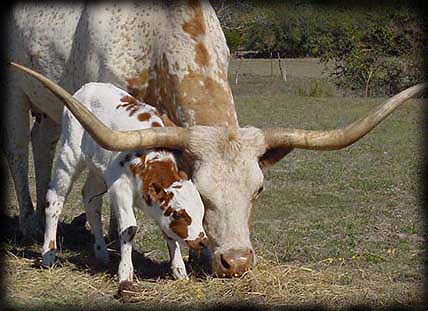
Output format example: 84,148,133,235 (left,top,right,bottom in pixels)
116,281,138,302
171,265,189,280
41,249,56,267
